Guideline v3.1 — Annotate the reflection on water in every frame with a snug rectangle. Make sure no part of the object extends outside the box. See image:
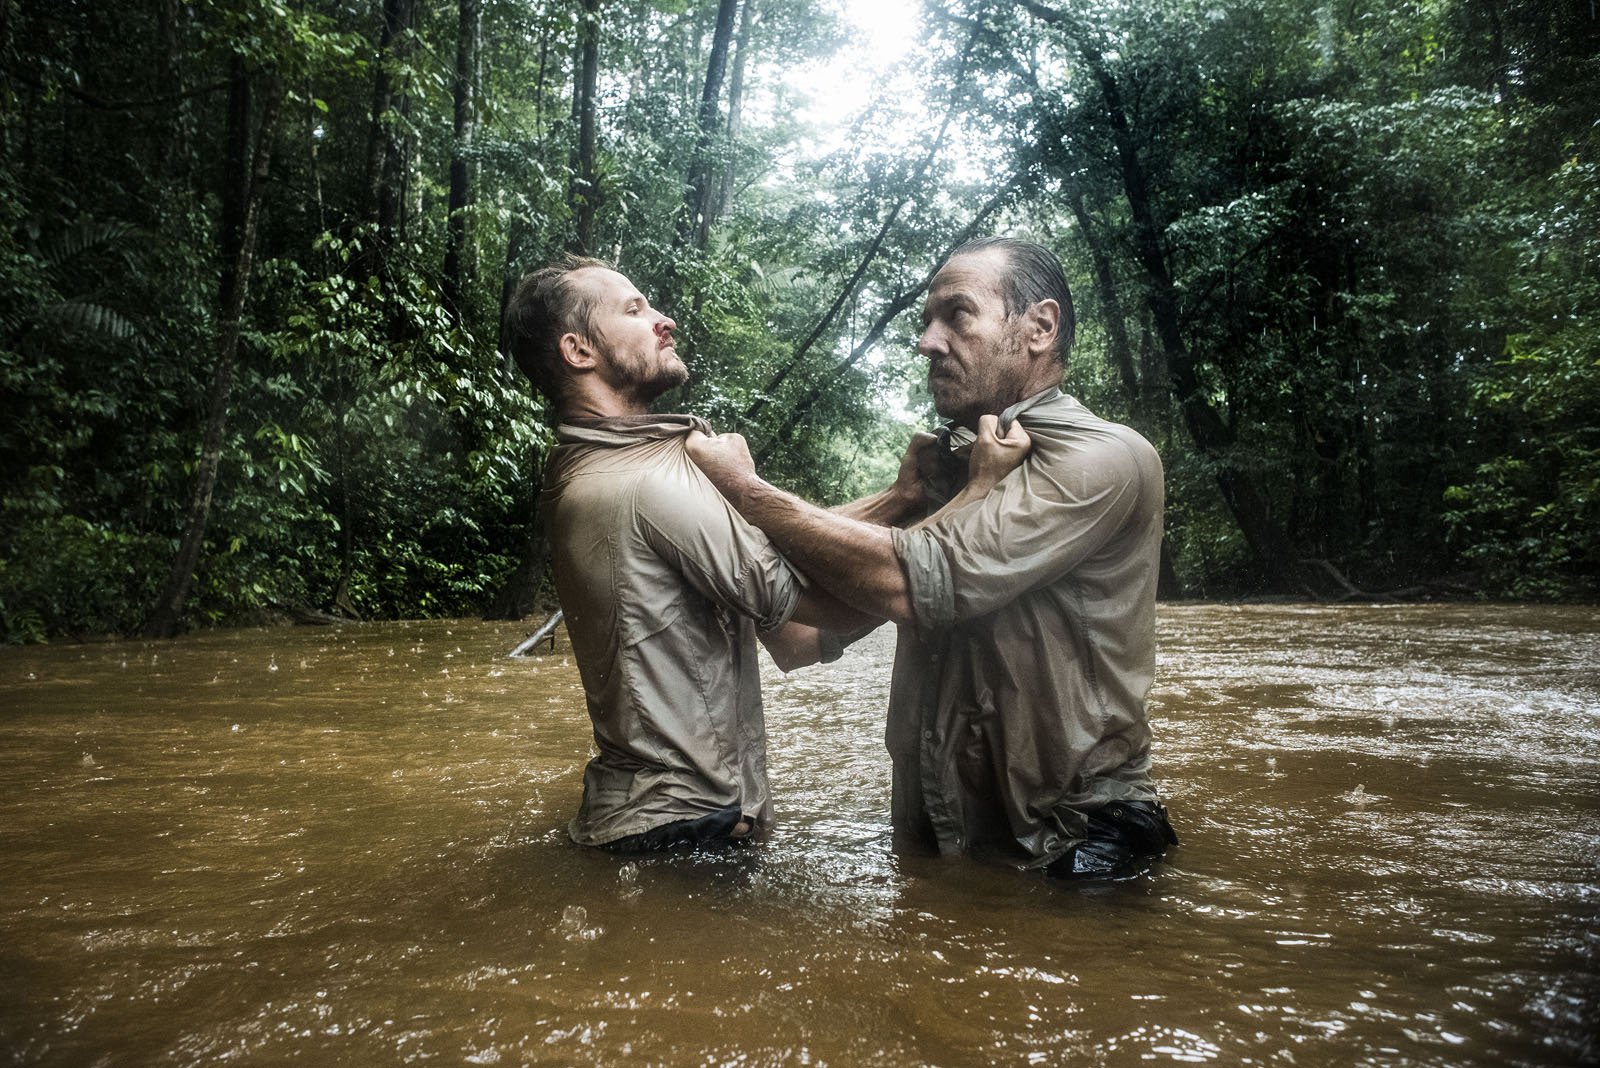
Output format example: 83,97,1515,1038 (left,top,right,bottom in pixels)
0,605,1595,1065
